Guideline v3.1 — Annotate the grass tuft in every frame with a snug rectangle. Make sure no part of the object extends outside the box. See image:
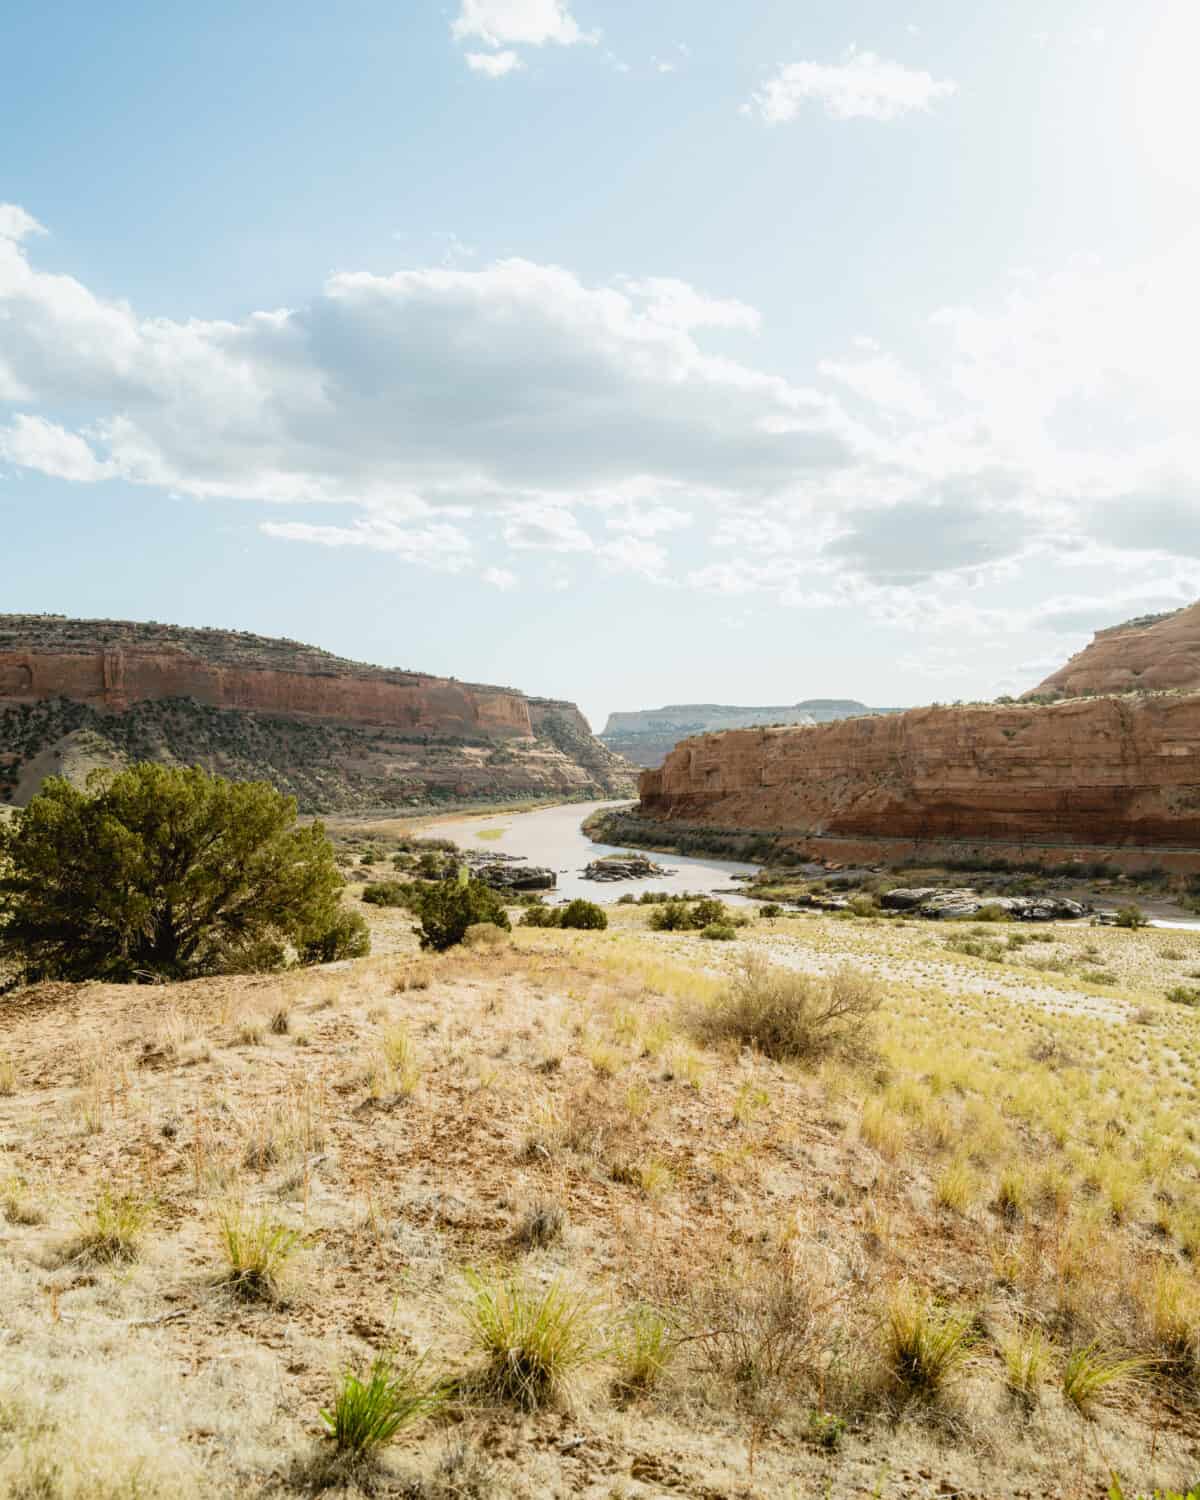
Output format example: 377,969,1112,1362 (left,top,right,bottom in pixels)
881,1283,975,1397
68,1187,154,1264
214,1201,302,1301
1061,1344,1148,1415
458,1269,599,1409
320,1351,443,1456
